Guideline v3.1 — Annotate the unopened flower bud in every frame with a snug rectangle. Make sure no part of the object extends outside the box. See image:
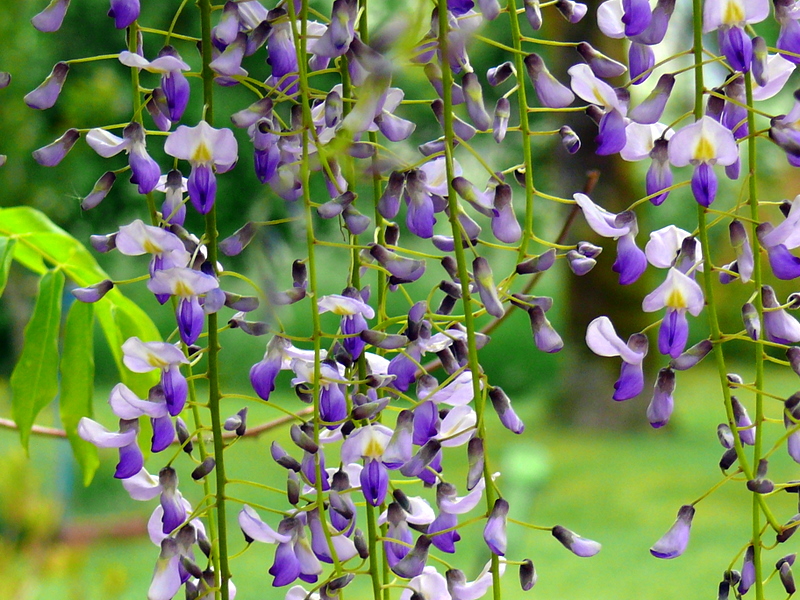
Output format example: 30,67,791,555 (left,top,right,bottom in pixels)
670,339,713,370
230,96,274,128
719,447,738,471
219,222,259,256
648,367,675,429
519,558,537,590
354,528,369,559
739,545,755,594
566,250,596,275
524,53,574,108
576,42,626,78
191,457,216,480
467,437,485,490
493,97,511,143
81,171,116,210
271,441,301,471
176,417,193,454
552,524,601,557
287,471,300,506
72,279,114,303
717,423,734,449
33,128,80,166
524,0,542,29
788,347,800,377
629,74,675,124
747,458,774,494
781,562,796,595
487,61,516,86
391,535,431,578
473,257,504,318
516,248,556,274
650,505,695,559
742,302,760,340
555,0,587,22
484,498,510,555
489,386,525,434
462,72,492,132
291,423,319,454
228,314,269,336
25,62,69,110
529,305,563,353
732,396,755,445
